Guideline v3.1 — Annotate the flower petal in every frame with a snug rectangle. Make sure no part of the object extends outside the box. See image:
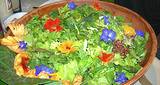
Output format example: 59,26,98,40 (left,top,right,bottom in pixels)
19,41,27,50
136,30,144,37
68,1,77,10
